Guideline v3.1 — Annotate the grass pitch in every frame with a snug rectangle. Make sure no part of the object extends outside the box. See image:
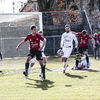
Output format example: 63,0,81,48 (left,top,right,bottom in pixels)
0,56,100,100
